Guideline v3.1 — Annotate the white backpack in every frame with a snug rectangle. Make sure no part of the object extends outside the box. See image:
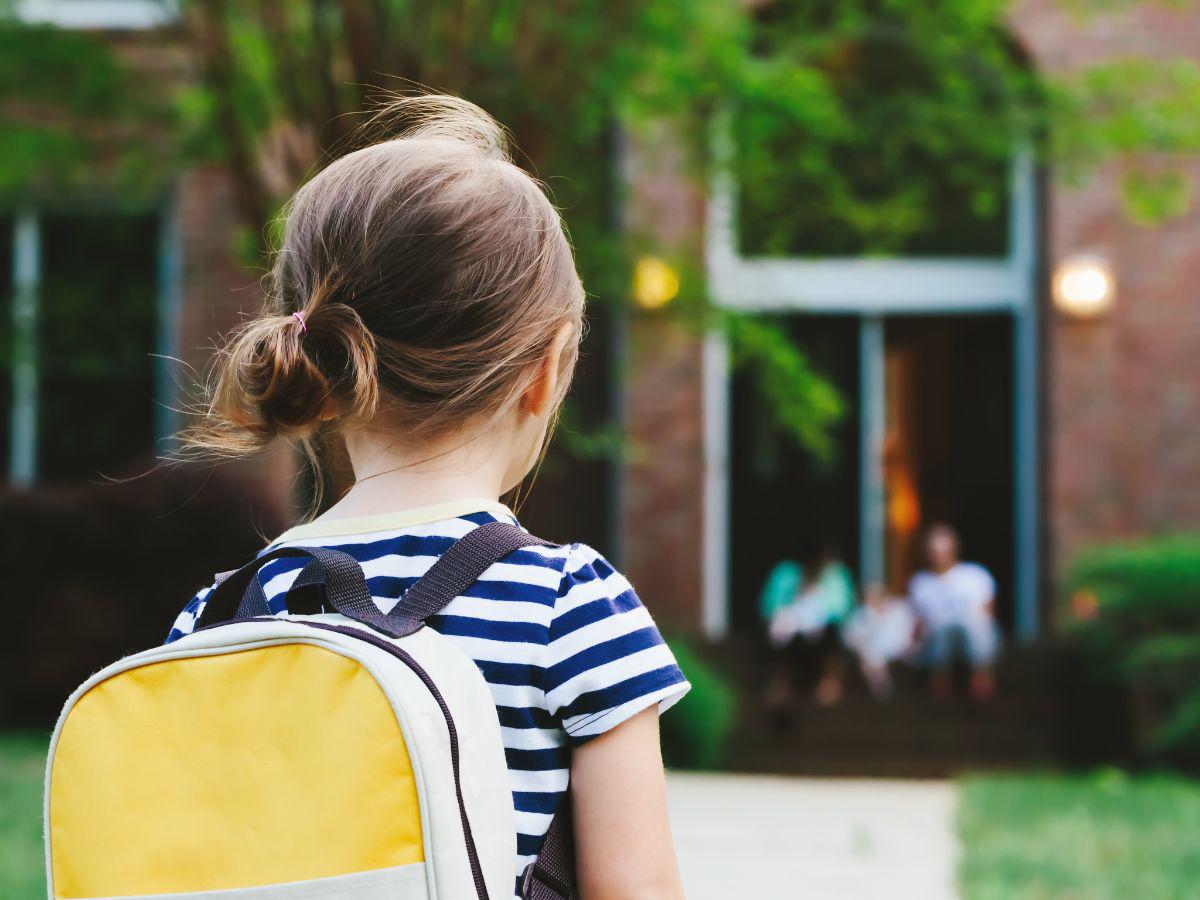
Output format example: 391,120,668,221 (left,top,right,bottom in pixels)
44,522,575,900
